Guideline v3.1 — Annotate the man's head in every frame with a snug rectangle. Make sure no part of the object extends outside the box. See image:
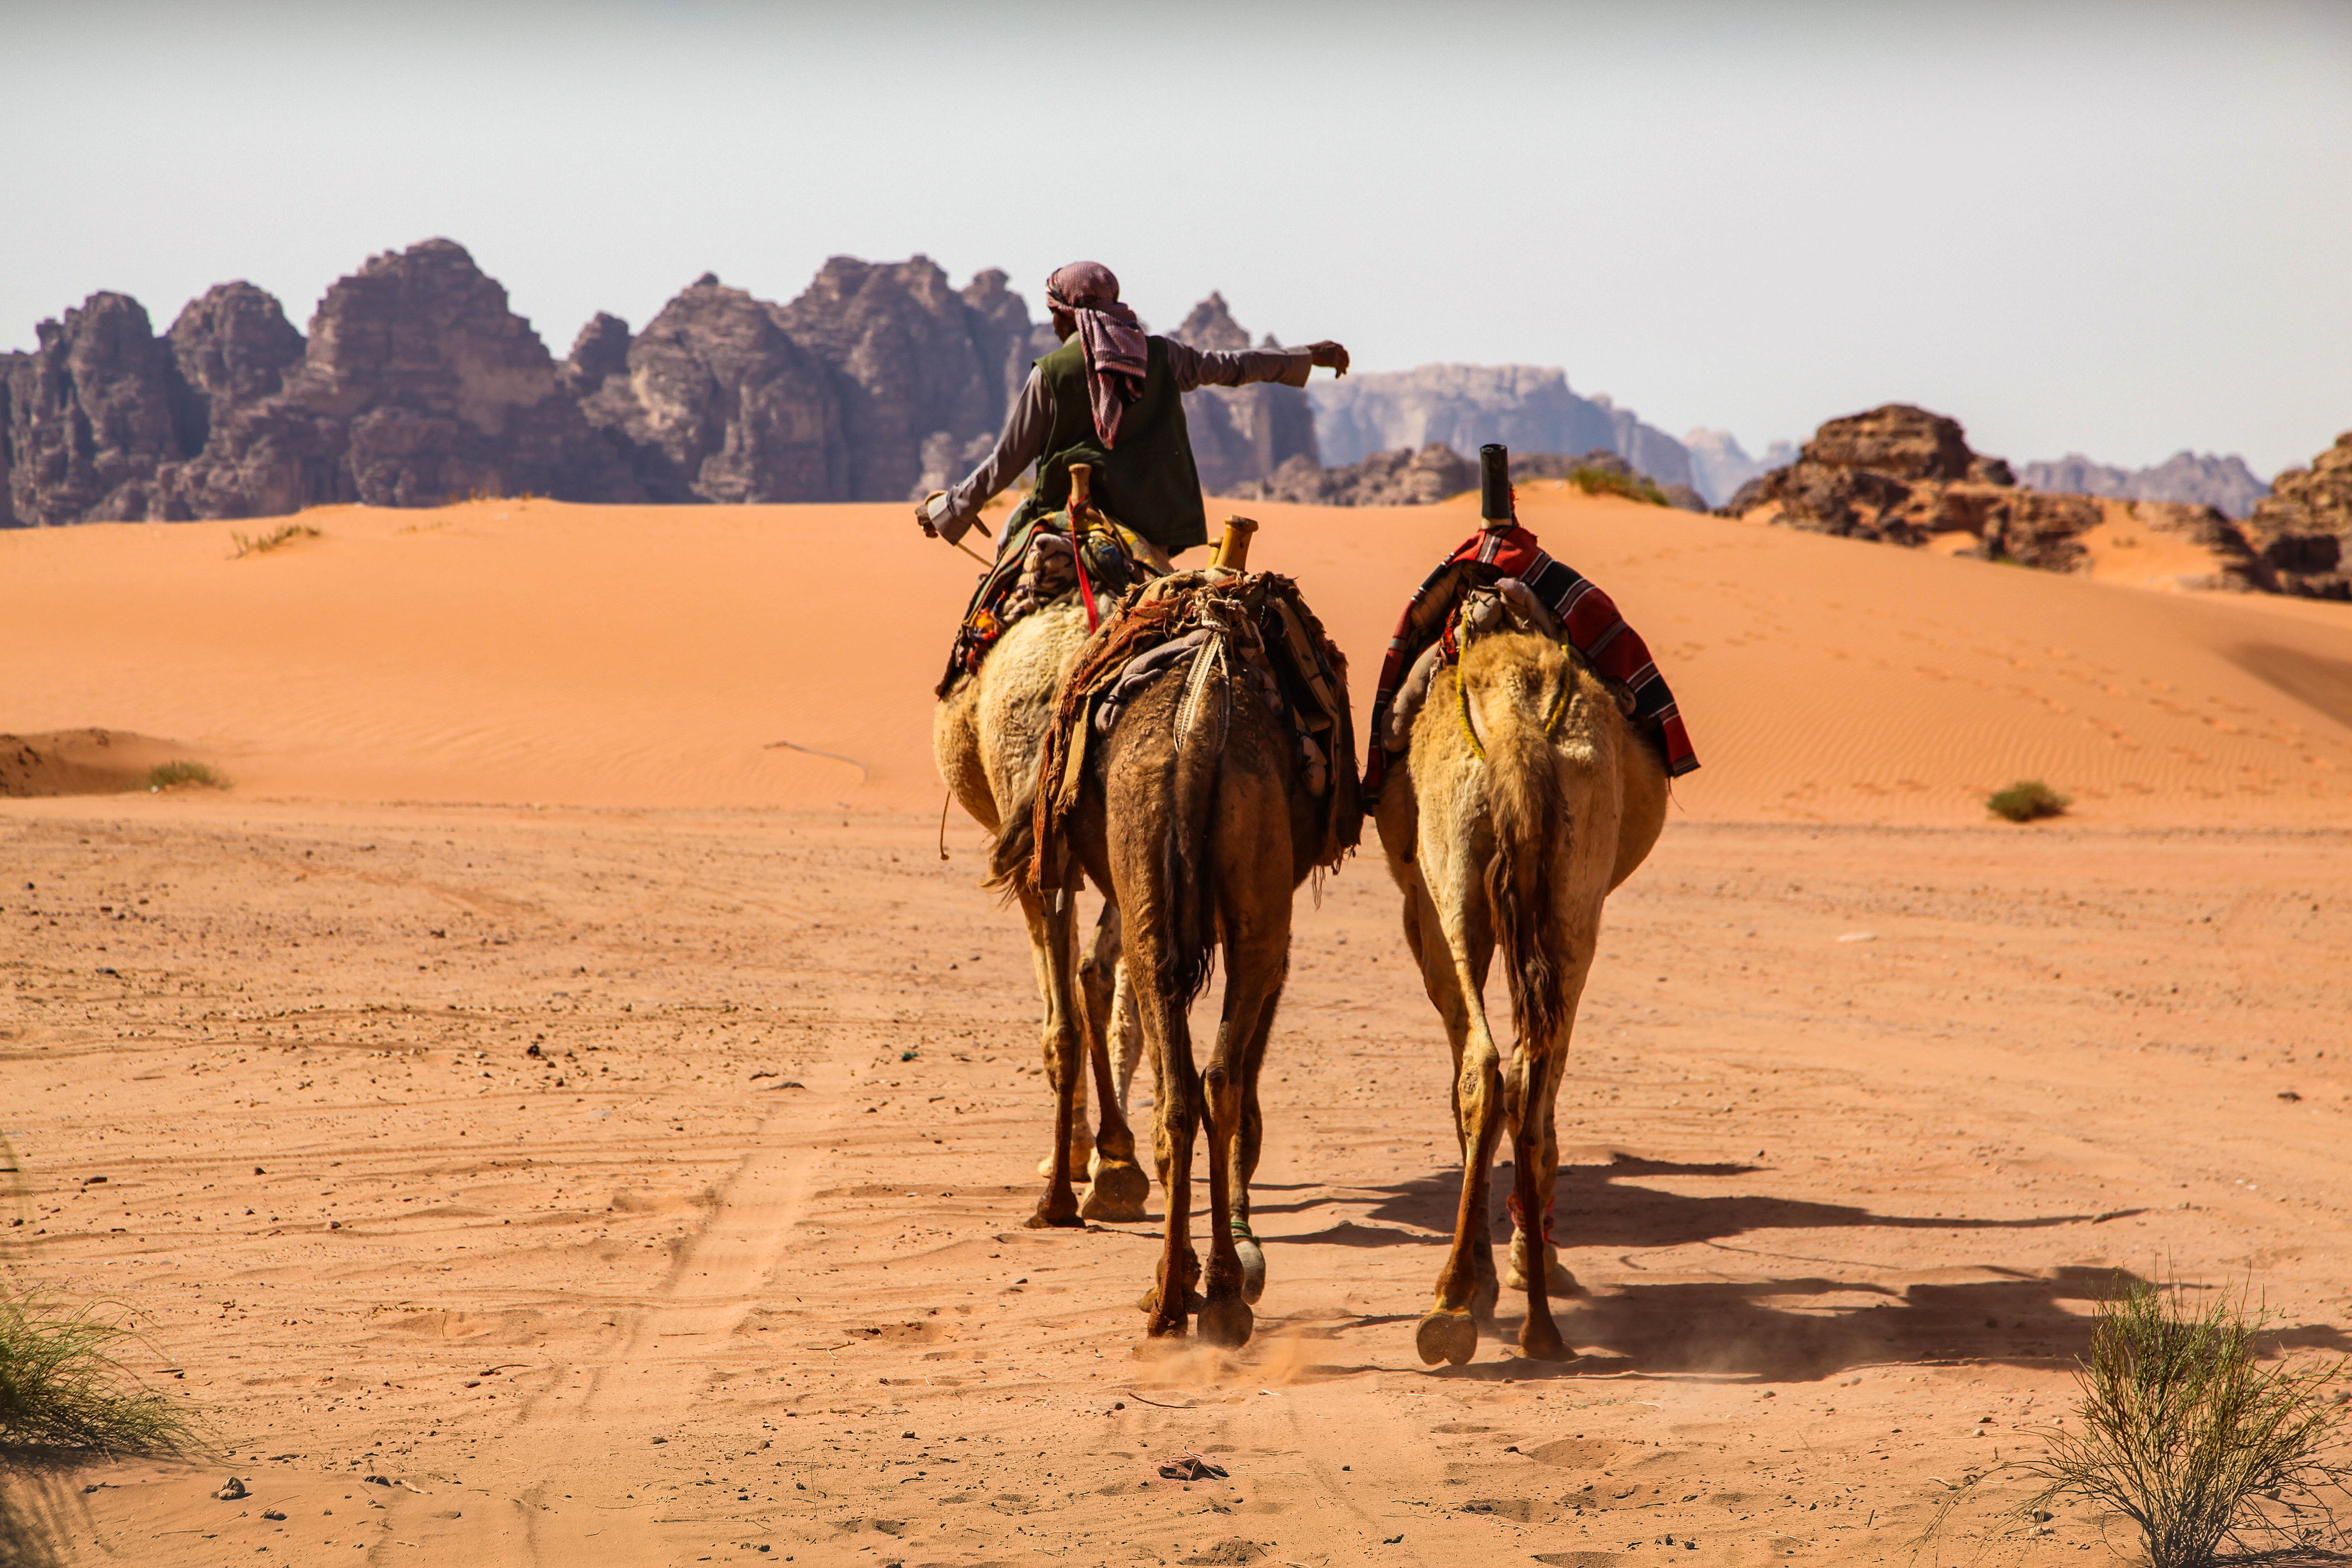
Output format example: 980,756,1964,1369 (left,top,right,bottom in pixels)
1046,260,1121,342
